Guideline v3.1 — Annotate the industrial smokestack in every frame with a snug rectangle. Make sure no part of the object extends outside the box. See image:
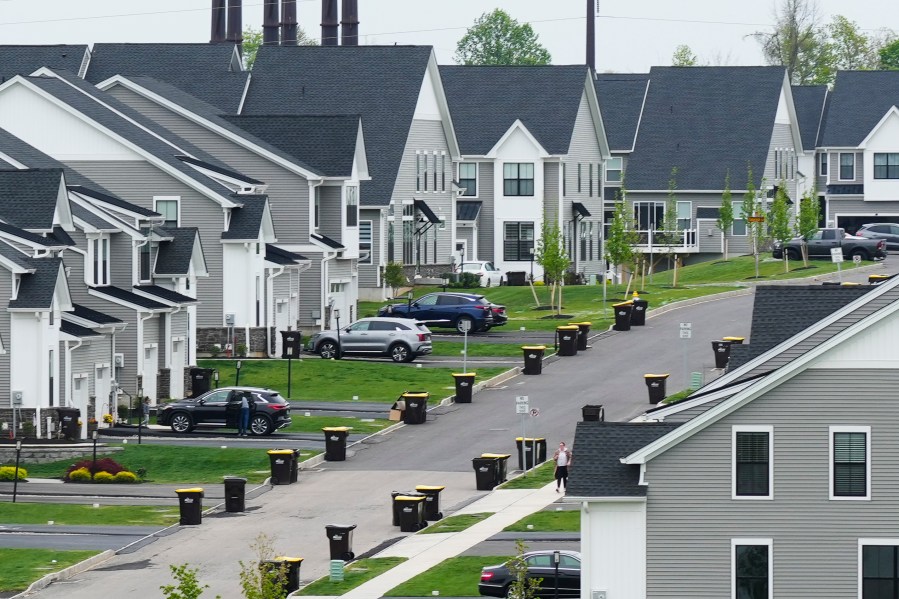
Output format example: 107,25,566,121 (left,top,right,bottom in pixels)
586,0,595,72
263,0,280,45
210,0,227,43
226,0,243,44
321,0,339,46
341,0,359,46
281,0,298,45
